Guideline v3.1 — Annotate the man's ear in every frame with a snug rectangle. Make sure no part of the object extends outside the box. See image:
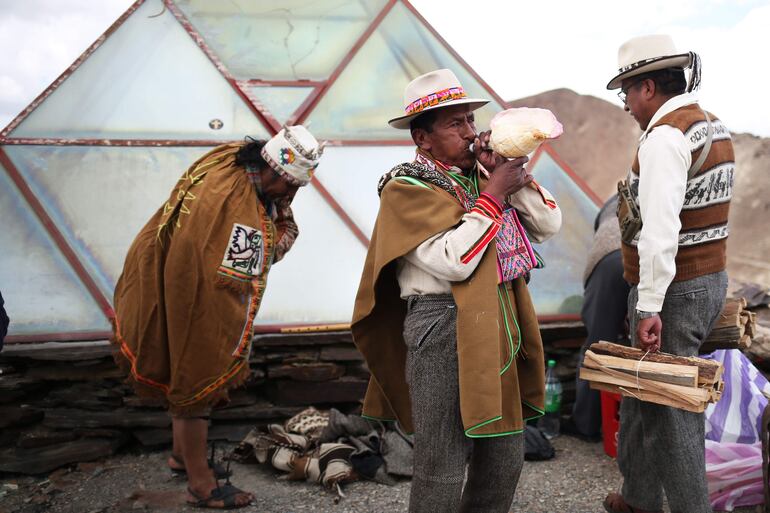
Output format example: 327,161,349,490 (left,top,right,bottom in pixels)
641,78,656,100
411,128,431,152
